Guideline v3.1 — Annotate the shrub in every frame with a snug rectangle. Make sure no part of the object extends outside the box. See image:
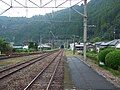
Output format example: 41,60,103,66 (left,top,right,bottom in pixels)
105,51,120,70
99,47,107,52
99,47,114,52
98,48,115,63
